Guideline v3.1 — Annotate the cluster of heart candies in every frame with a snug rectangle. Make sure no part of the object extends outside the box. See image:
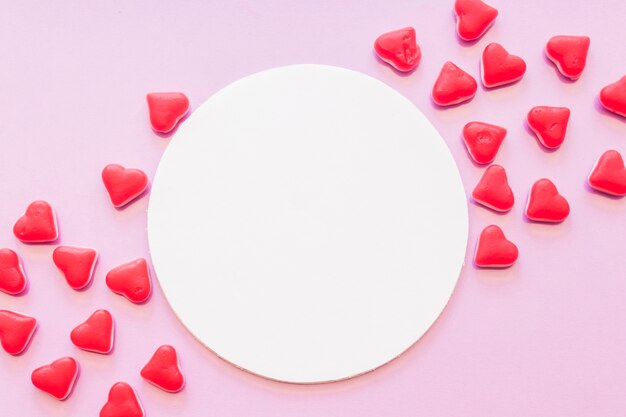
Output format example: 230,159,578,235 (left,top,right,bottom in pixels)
374,0,626,269
0,92,190,417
